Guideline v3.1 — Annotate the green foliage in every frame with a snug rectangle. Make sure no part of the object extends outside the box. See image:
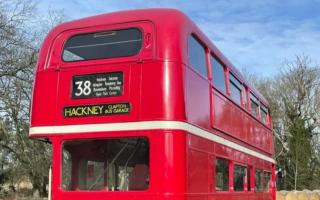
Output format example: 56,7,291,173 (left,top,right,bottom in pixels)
286,118,312,189
249,55,320,190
